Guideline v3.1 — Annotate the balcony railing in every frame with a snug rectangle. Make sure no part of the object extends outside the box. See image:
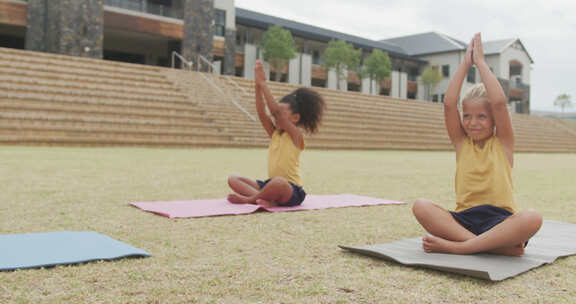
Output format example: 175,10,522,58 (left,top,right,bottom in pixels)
509,77,527,90
104,0,183,19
